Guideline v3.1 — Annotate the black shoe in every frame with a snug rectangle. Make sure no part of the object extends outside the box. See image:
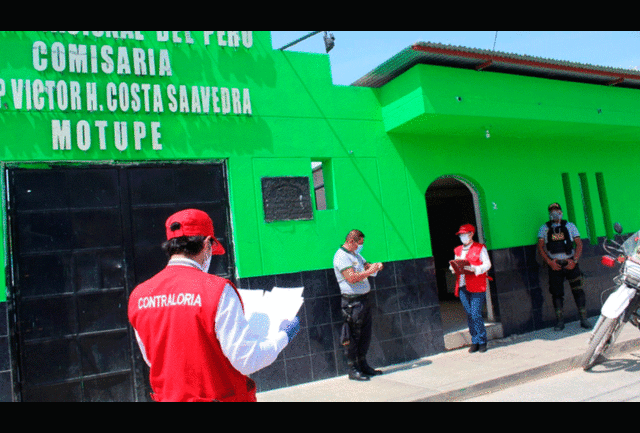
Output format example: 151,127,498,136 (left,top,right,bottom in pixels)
360,363,383,376
478,343,487,353
580,318,592,330
468,344,479,353
348,367,370,381
554,307,565,331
